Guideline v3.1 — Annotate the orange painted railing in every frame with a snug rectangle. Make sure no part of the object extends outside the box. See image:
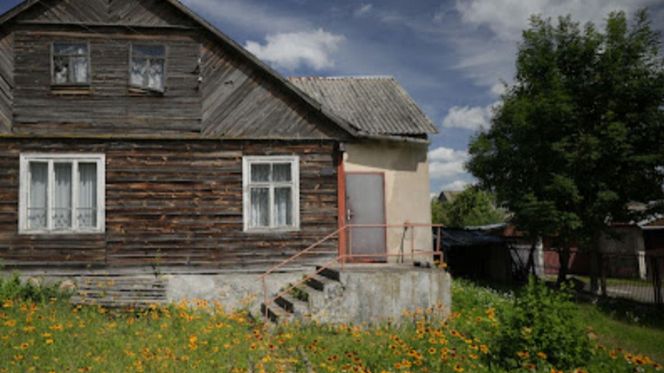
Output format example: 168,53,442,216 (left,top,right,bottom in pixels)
258,223,446,319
